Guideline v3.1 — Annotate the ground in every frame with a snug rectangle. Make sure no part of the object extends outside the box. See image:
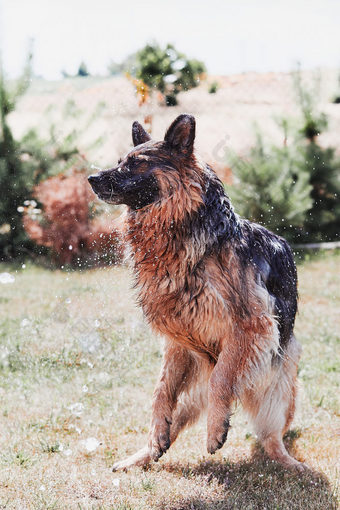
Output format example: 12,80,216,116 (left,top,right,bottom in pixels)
0,251,339,509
